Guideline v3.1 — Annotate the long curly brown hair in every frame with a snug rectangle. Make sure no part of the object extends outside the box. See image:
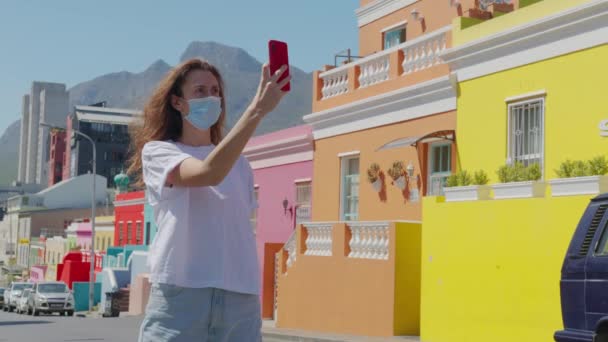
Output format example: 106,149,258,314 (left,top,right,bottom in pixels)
127,58,227,188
